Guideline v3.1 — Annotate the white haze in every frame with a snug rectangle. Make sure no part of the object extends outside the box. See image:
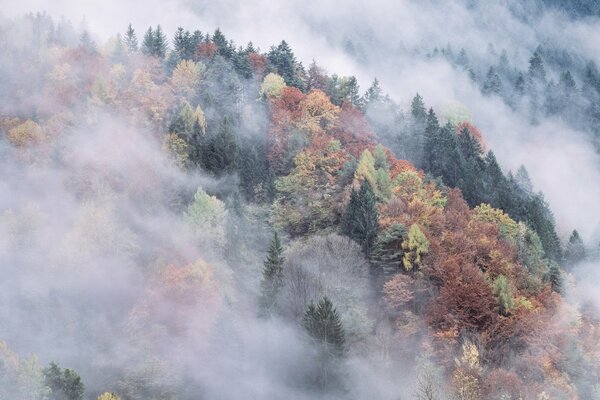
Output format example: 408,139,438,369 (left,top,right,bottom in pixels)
5,0,600,241
2,0,600,398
